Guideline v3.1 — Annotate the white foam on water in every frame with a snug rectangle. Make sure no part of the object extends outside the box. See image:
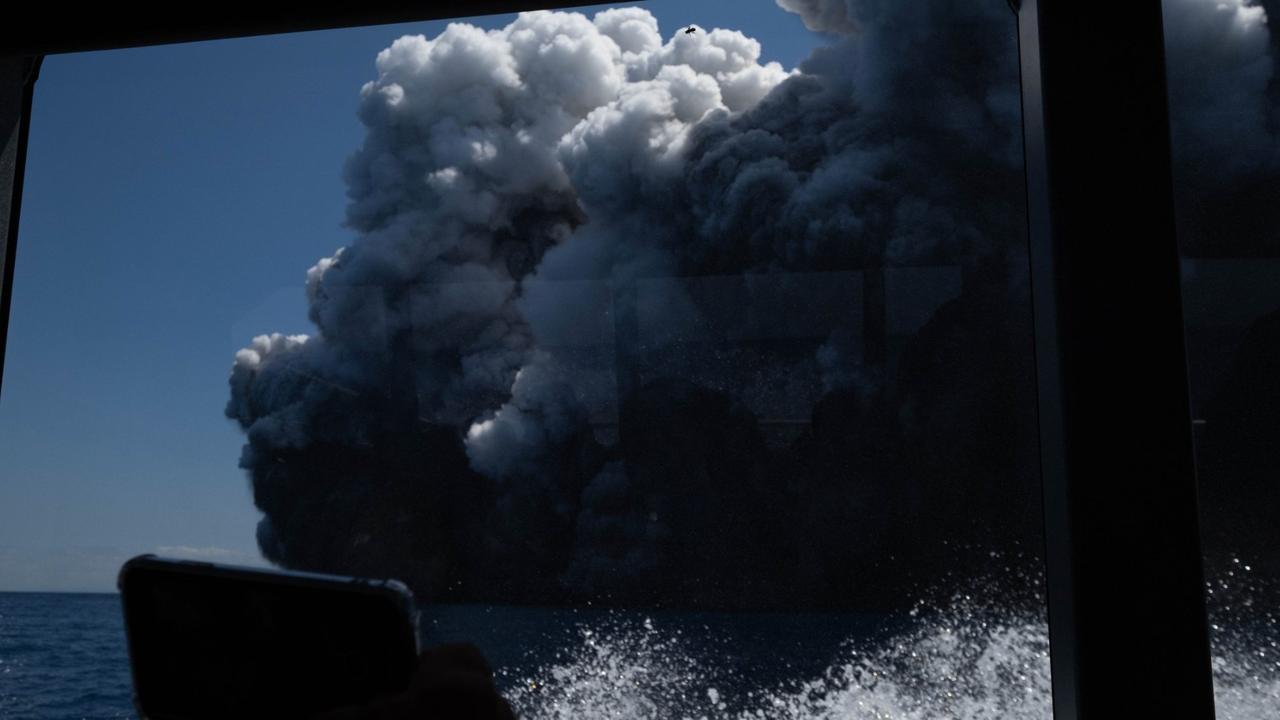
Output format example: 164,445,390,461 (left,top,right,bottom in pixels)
502,619,713,719
501,593,1280,720
1207,559,1280,720
1214,652,1280,720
